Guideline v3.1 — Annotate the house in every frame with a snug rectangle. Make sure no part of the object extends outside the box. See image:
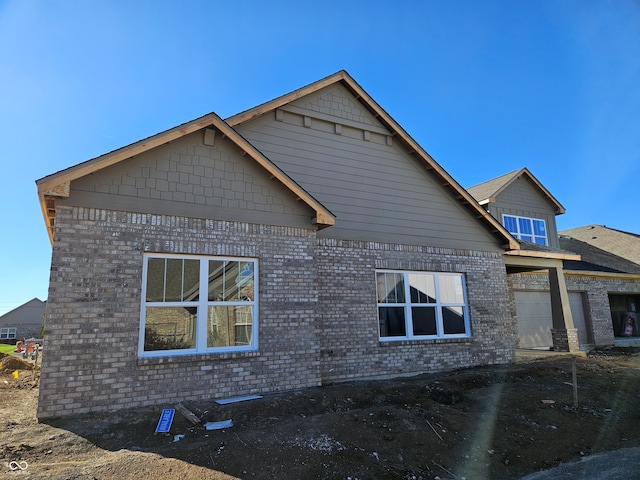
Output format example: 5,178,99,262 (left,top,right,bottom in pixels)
0,298,46,343
35,71,577,419
468,169,640,349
